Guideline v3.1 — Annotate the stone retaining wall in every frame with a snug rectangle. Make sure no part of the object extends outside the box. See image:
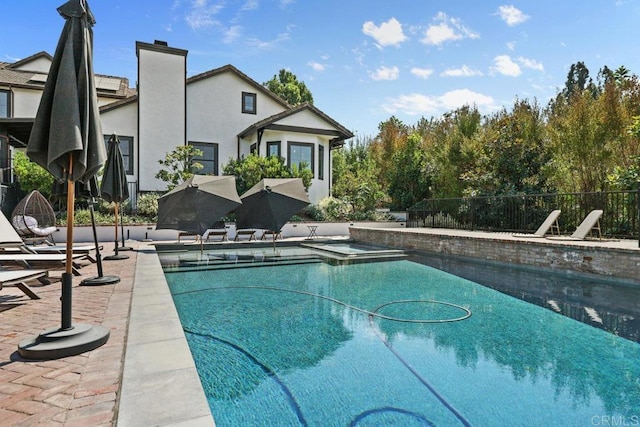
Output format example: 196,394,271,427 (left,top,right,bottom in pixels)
350,227,640,284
